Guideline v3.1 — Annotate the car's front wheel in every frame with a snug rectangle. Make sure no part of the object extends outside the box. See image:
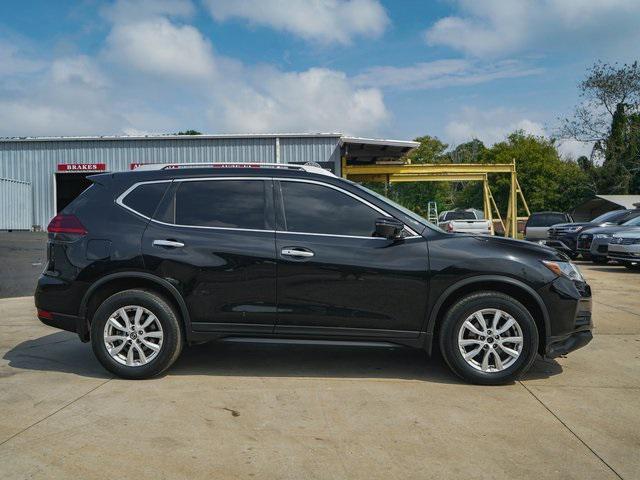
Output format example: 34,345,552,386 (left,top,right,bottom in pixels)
439,291,539,385
91,289,183,379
